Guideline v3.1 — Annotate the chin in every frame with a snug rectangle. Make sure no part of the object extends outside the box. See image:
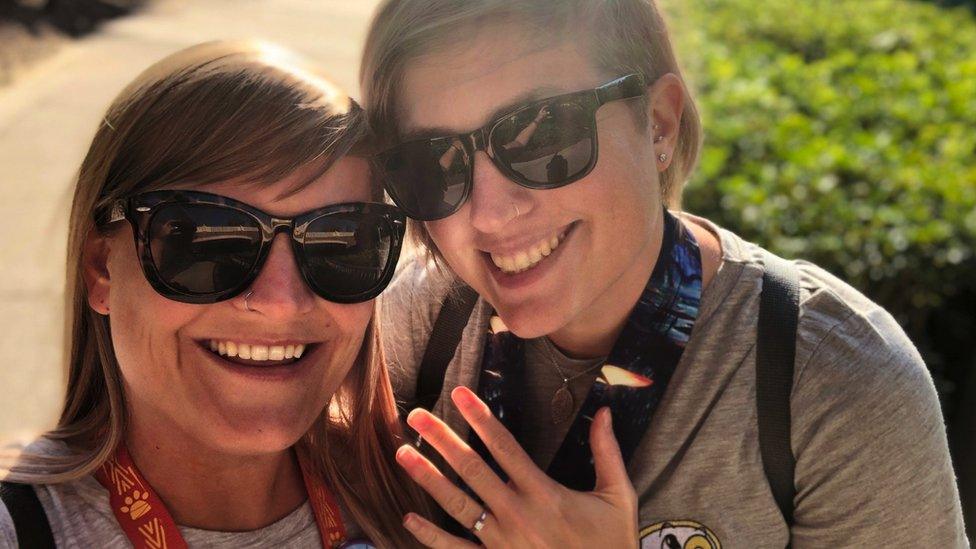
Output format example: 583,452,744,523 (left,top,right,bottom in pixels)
200,408,319,456
494,301,568,340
